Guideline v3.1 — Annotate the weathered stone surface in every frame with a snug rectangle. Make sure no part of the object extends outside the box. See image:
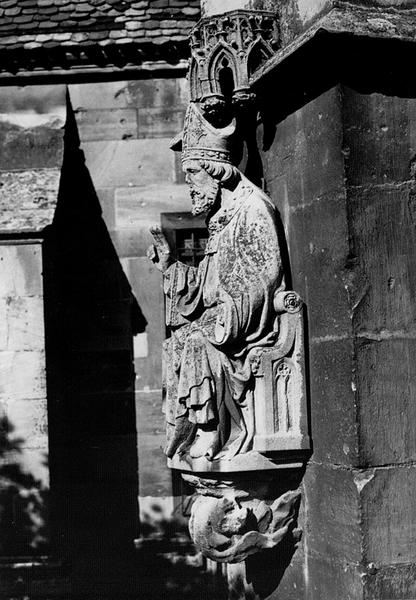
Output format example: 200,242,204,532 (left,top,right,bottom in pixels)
127,78,189,109
74,108,138,142
0,244,43,298
5,397,48,450
122,256,165,391
114,183,189,232
348,185,416,335
342,87,416,186
357,339,416,465
361,465,416,565
82,138,176,188
0,85,66,232
258,30,416,600
288,191,351,340
0,296,44,351
309,338,359,466
302,462,362,565
262,87,345,212
0,350,46,403
305,554,364,600
138,107,185,139
0,169,61,233
96,187,116,230
364,563,416,600
135,390,172,497
69,81,133,111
